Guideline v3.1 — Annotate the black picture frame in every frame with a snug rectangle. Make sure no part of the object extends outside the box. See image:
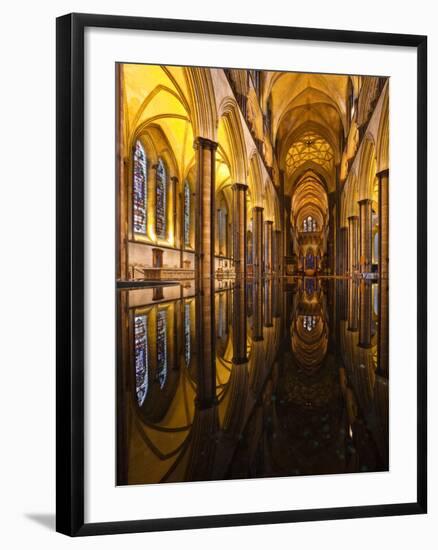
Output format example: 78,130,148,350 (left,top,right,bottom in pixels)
56,12,427,537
